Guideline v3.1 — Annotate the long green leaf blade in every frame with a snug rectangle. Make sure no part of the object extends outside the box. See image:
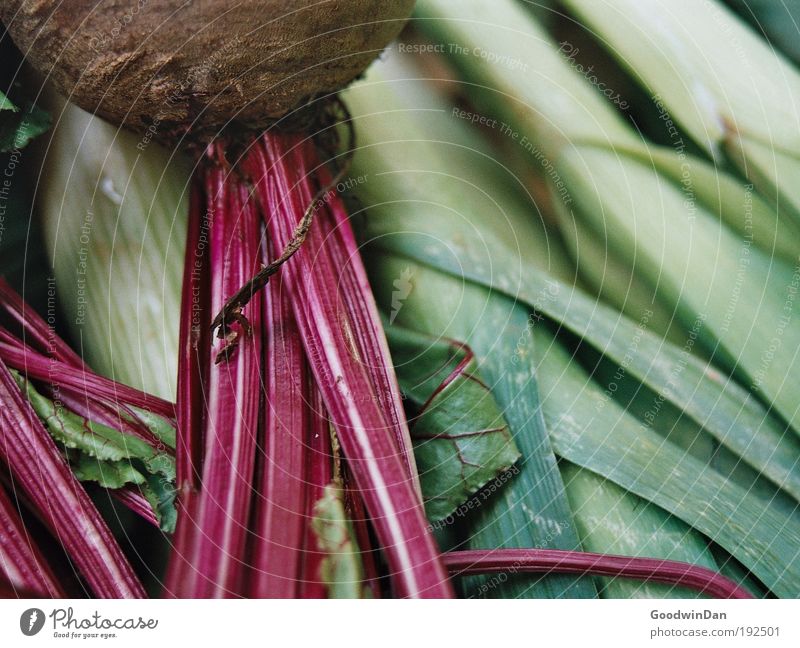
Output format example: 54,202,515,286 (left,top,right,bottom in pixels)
534,325,800,598
561,463,719,599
